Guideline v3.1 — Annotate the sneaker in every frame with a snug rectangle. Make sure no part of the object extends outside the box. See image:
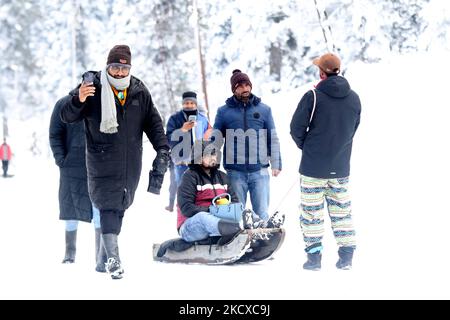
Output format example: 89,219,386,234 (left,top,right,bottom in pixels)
61,258,75,264
242,209,253,229
266,211,285,228
251,212,266,229
106,257,124,279
165,206,174,212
